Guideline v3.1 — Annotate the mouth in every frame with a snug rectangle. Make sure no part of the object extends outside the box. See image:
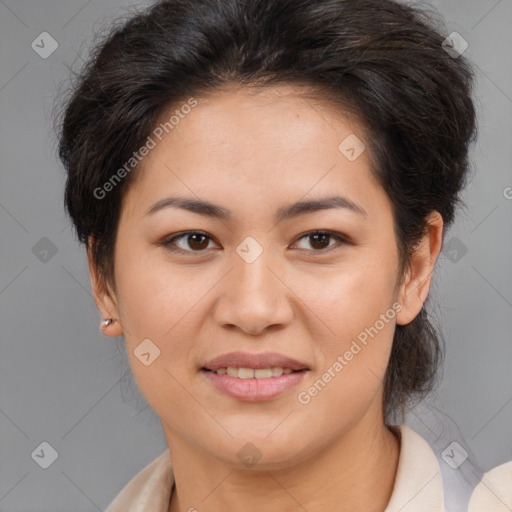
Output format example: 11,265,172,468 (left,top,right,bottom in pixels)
203,366,302,378
203,351,310,372
201,351,310,401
